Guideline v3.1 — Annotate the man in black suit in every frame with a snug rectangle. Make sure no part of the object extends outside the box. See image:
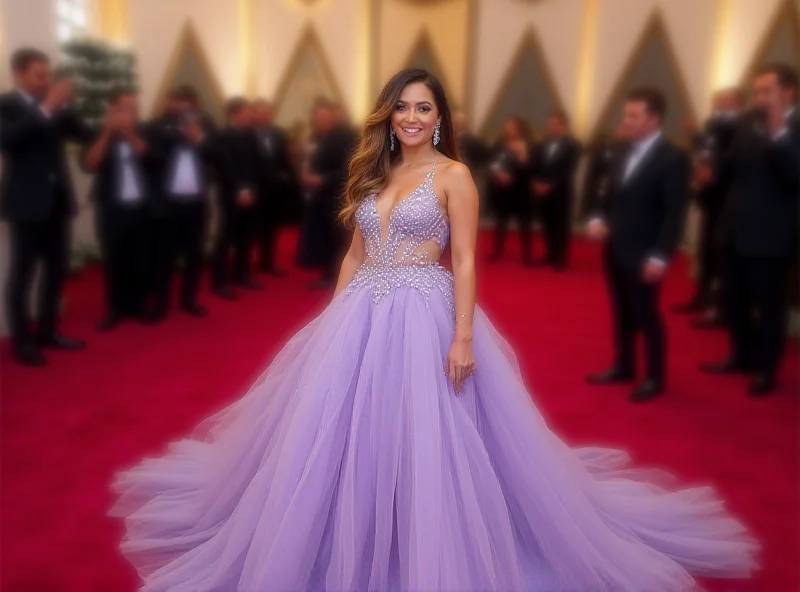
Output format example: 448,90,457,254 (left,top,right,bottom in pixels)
531,110,581,270
0,48,93,366
586,87,690,402
82,88,153,332
303,99,358,289
673,88,743,322
250,99,293,277
702,63,799,396
210,97,260,299
146,86,214,319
